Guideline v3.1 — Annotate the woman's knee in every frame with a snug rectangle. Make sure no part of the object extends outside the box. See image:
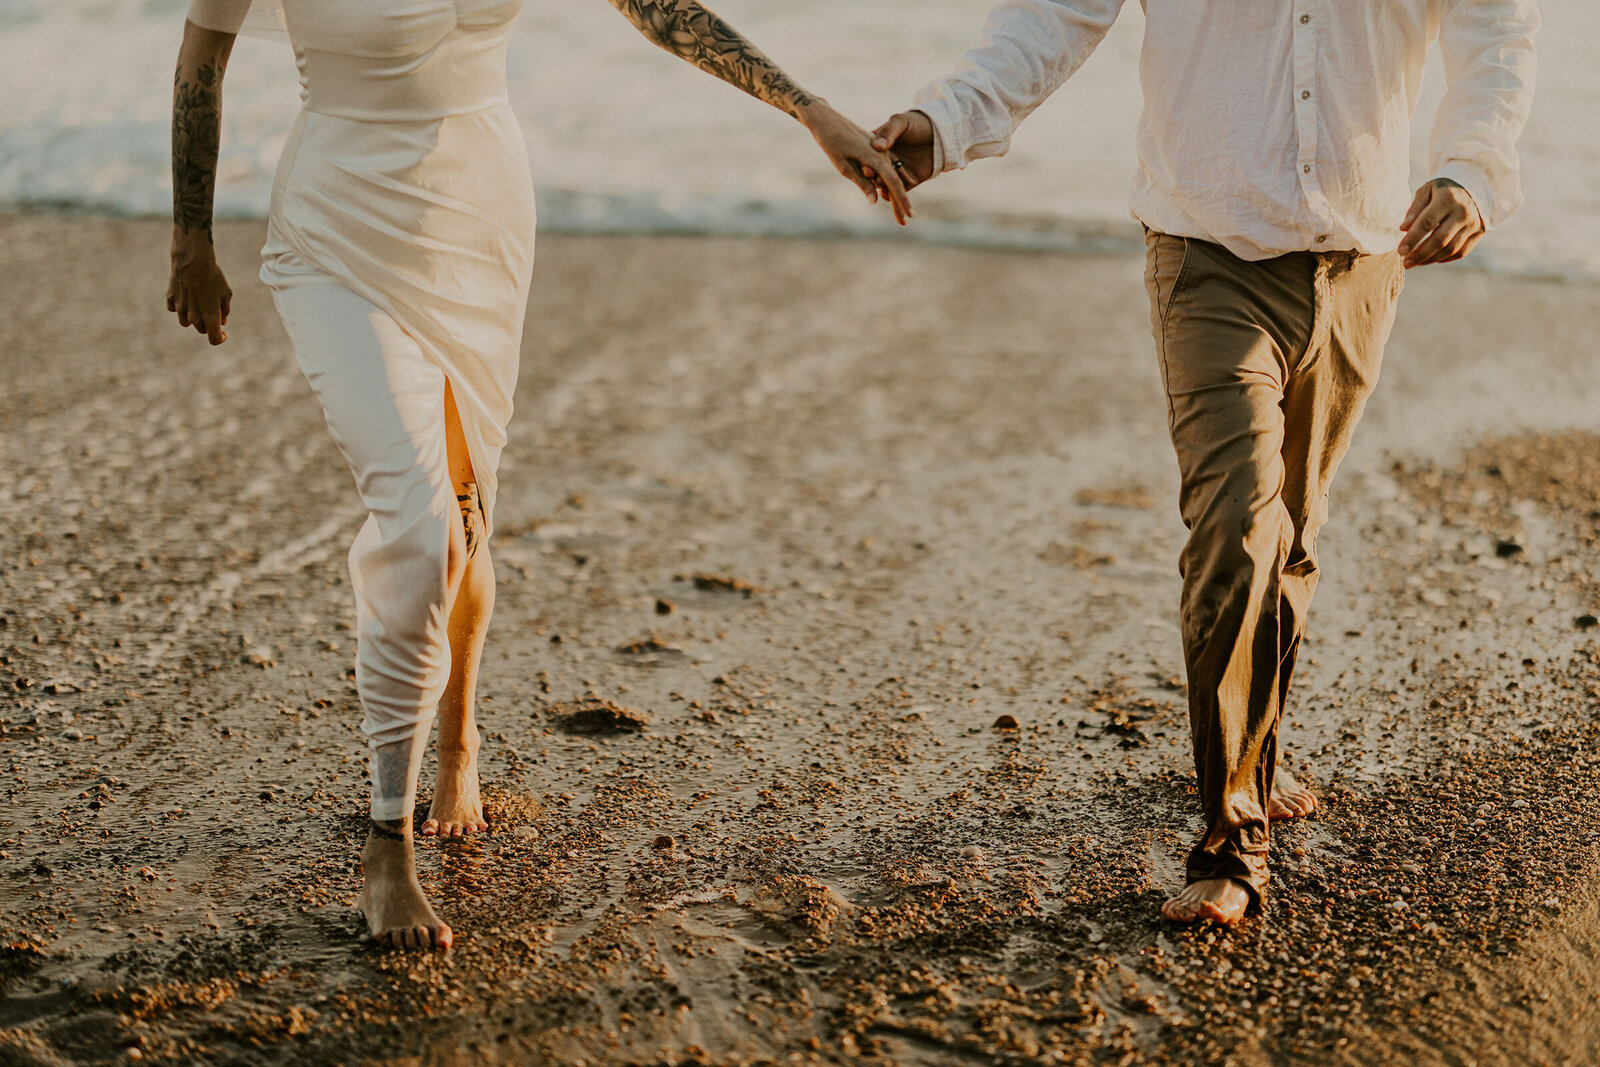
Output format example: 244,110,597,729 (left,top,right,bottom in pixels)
357,507,454,637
